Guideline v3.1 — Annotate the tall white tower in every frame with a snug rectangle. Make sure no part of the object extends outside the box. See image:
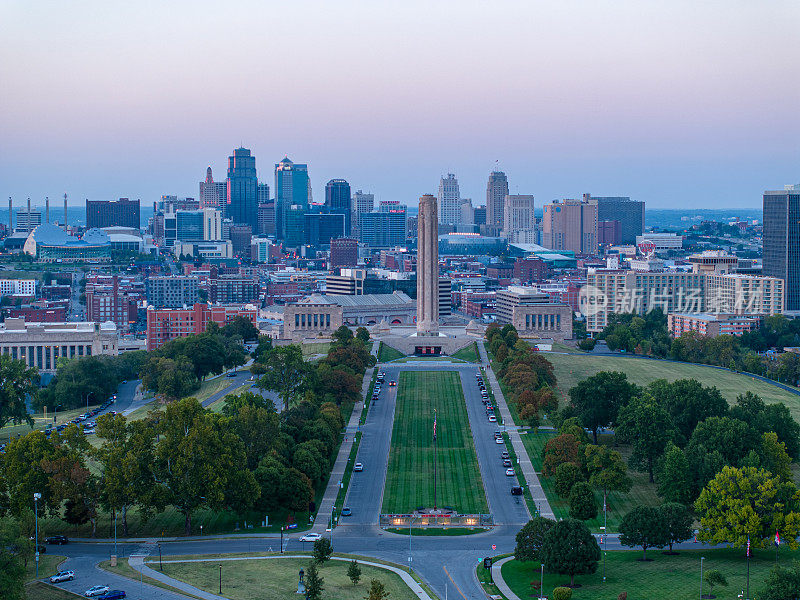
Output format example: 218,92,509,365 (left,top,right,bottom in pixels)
437,173,461,226
416,194,439,335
